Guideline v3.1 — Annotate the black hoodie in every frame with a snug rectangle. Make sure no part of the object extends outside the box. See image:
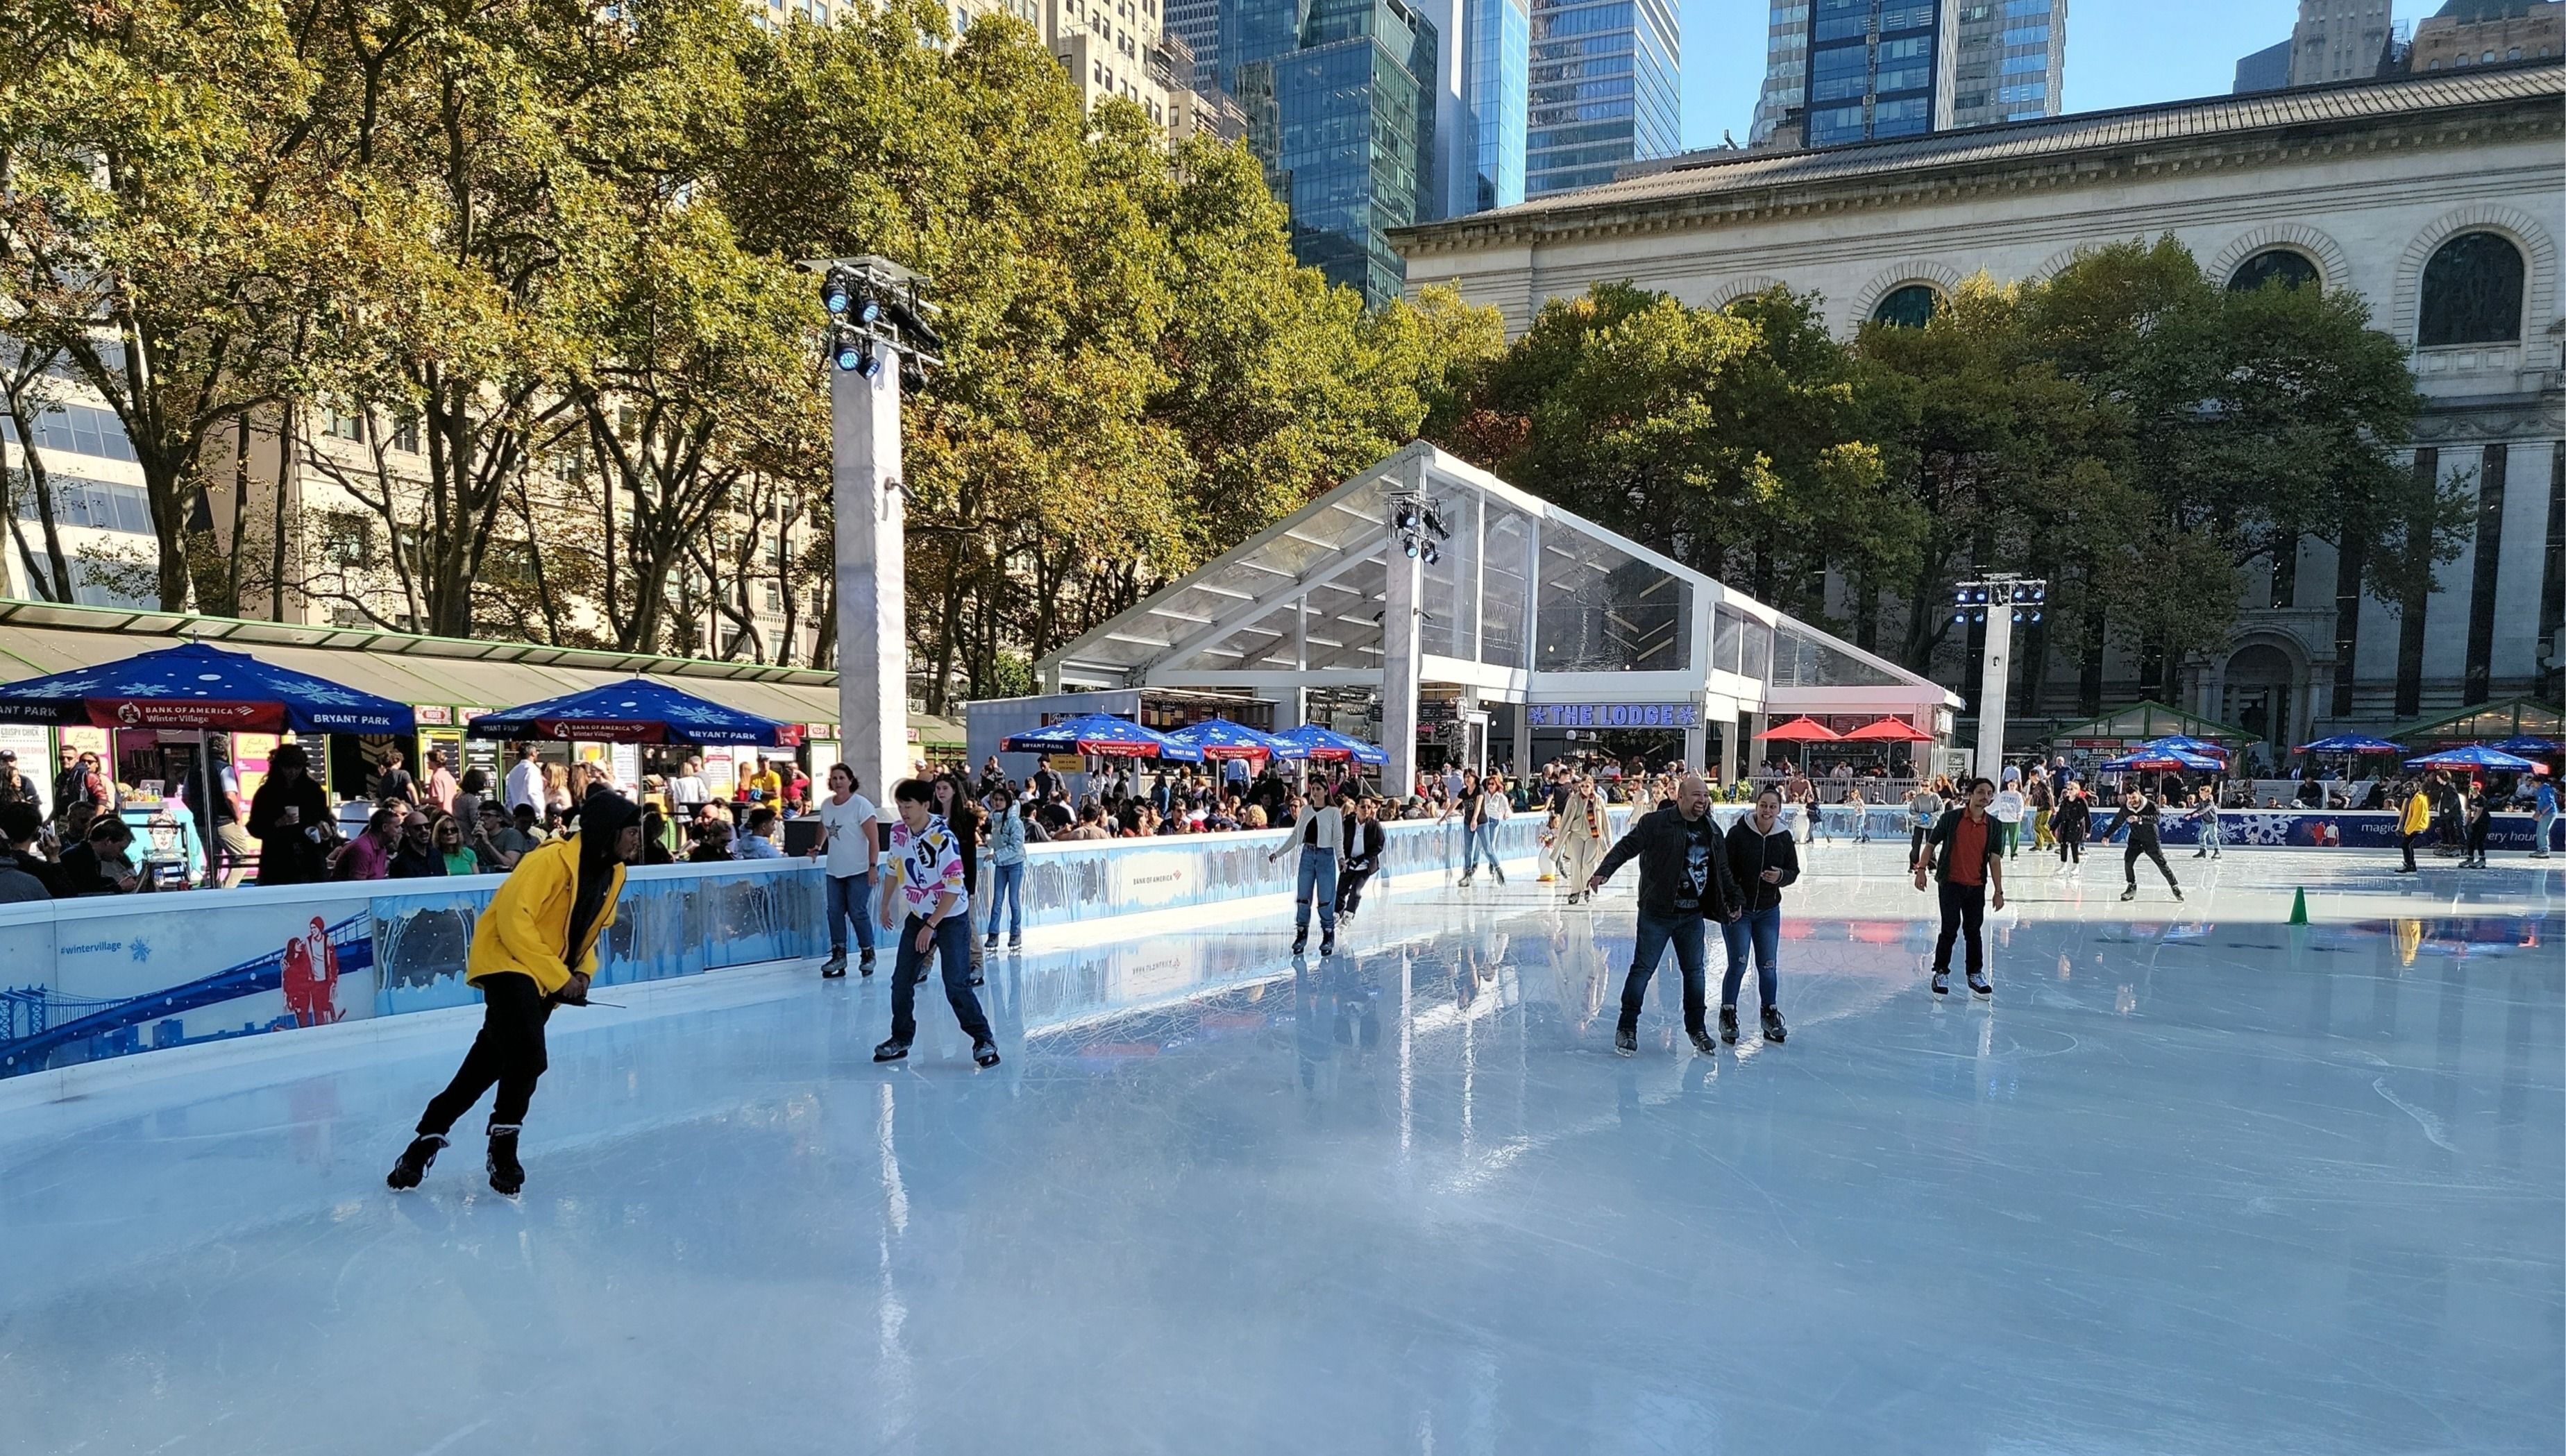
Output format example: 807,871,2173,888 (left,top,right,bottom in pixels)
567,793,642,958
